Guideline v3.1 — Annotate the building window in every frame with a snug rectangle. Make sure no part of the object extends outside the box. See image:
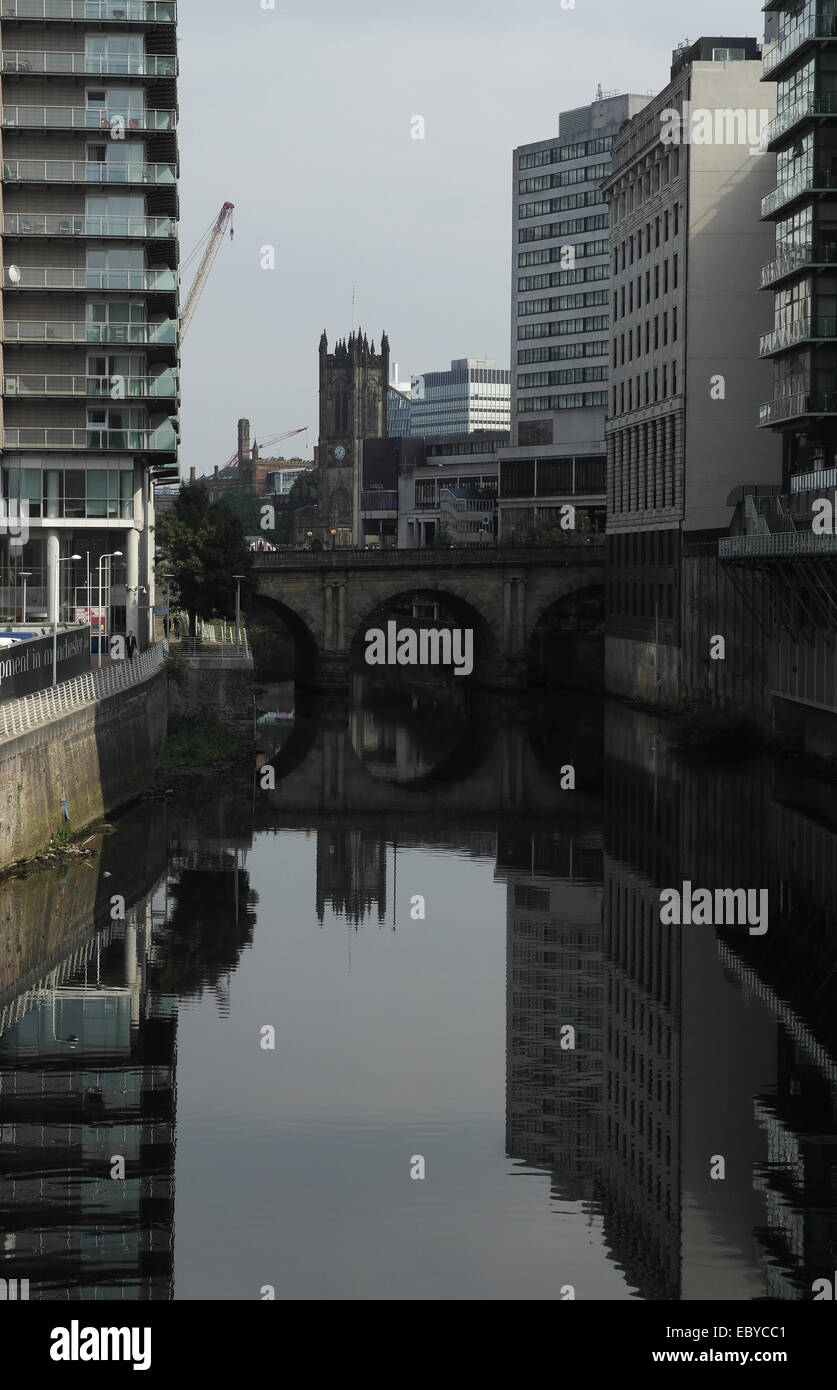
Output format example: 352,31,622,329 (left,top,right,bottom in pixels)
673,253,678,288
